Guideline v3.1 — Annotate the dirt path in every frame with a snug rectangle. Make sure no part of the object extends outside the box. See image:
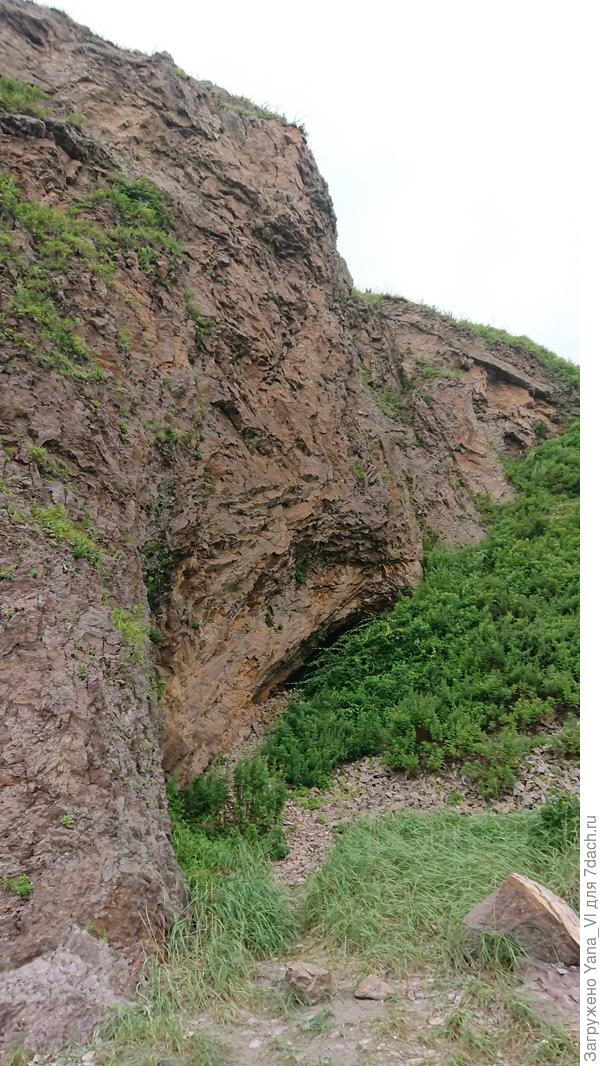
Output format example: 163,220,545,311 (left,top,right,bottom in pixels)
192,965,452,1066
